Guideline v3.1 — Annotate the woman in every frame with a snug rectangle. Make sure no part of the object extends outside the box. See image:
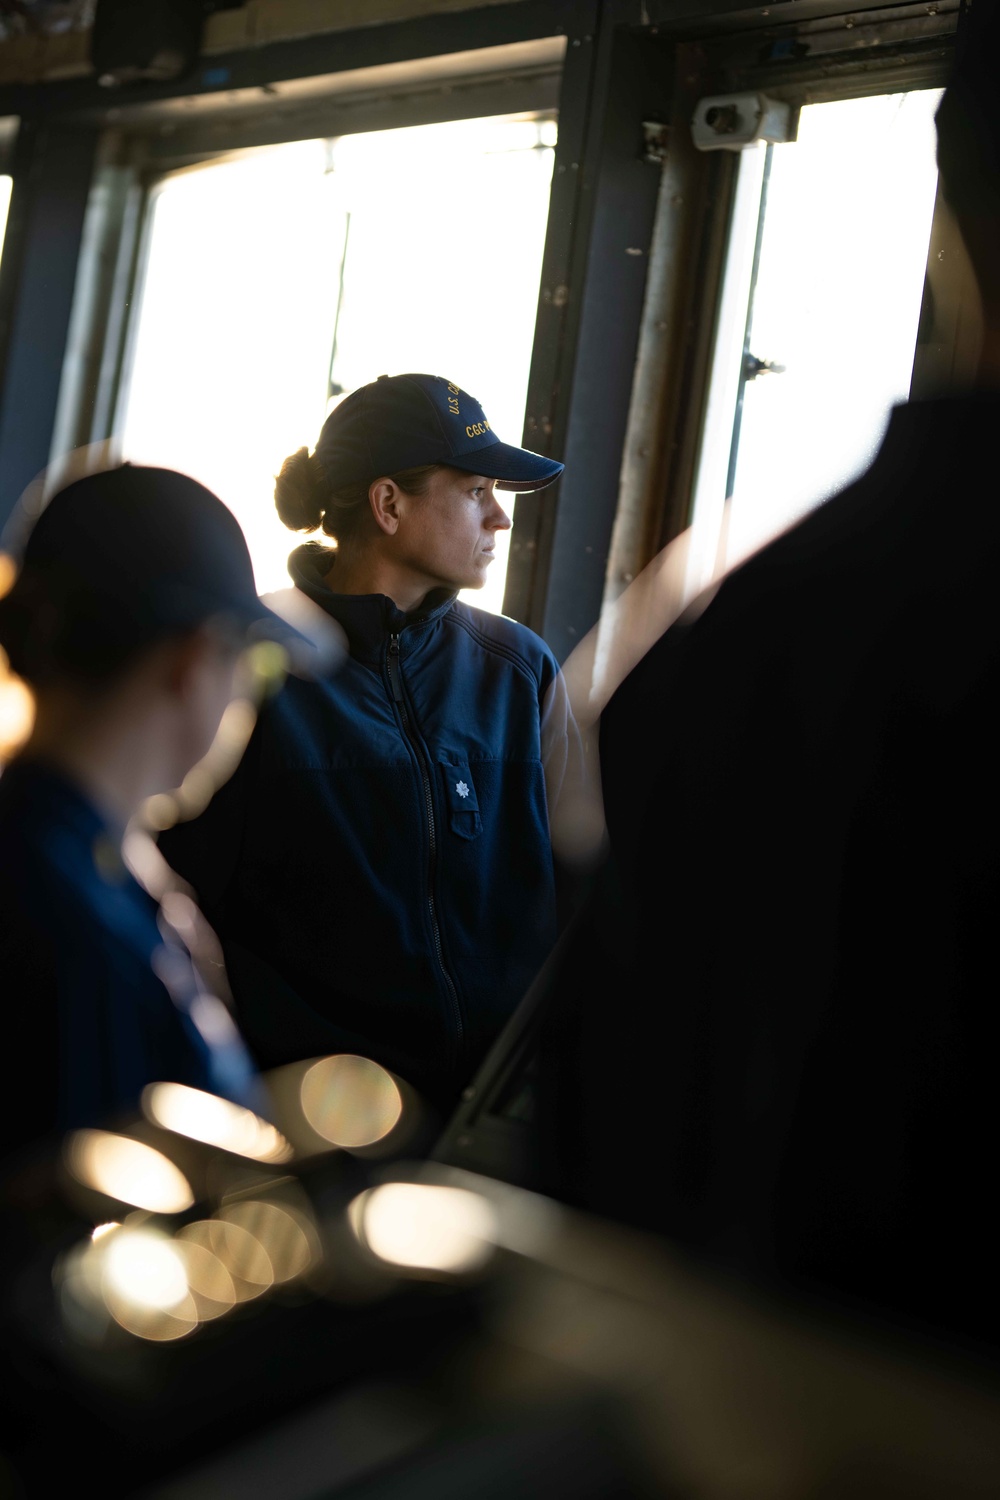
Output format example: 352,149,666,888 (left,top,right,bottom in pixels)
161,372,574,1109
0,464,294,1151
